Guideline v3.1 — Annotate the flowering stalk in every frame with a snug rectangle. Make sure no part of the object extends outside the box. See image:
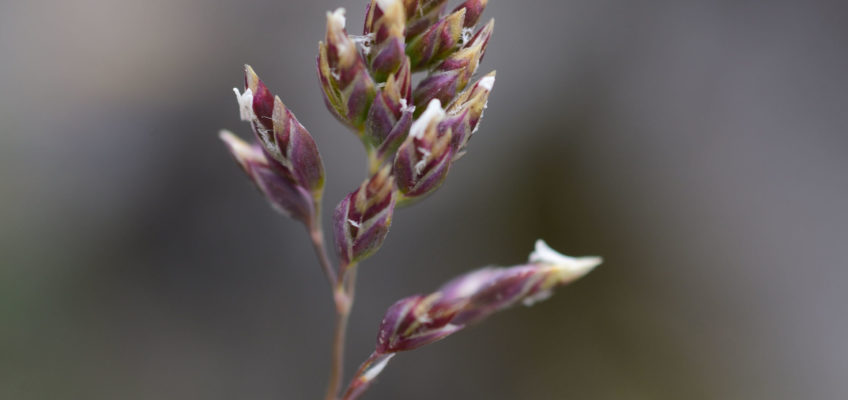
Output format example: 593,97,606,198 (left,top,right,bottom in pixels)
221,1,602,400
341,240,602,399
